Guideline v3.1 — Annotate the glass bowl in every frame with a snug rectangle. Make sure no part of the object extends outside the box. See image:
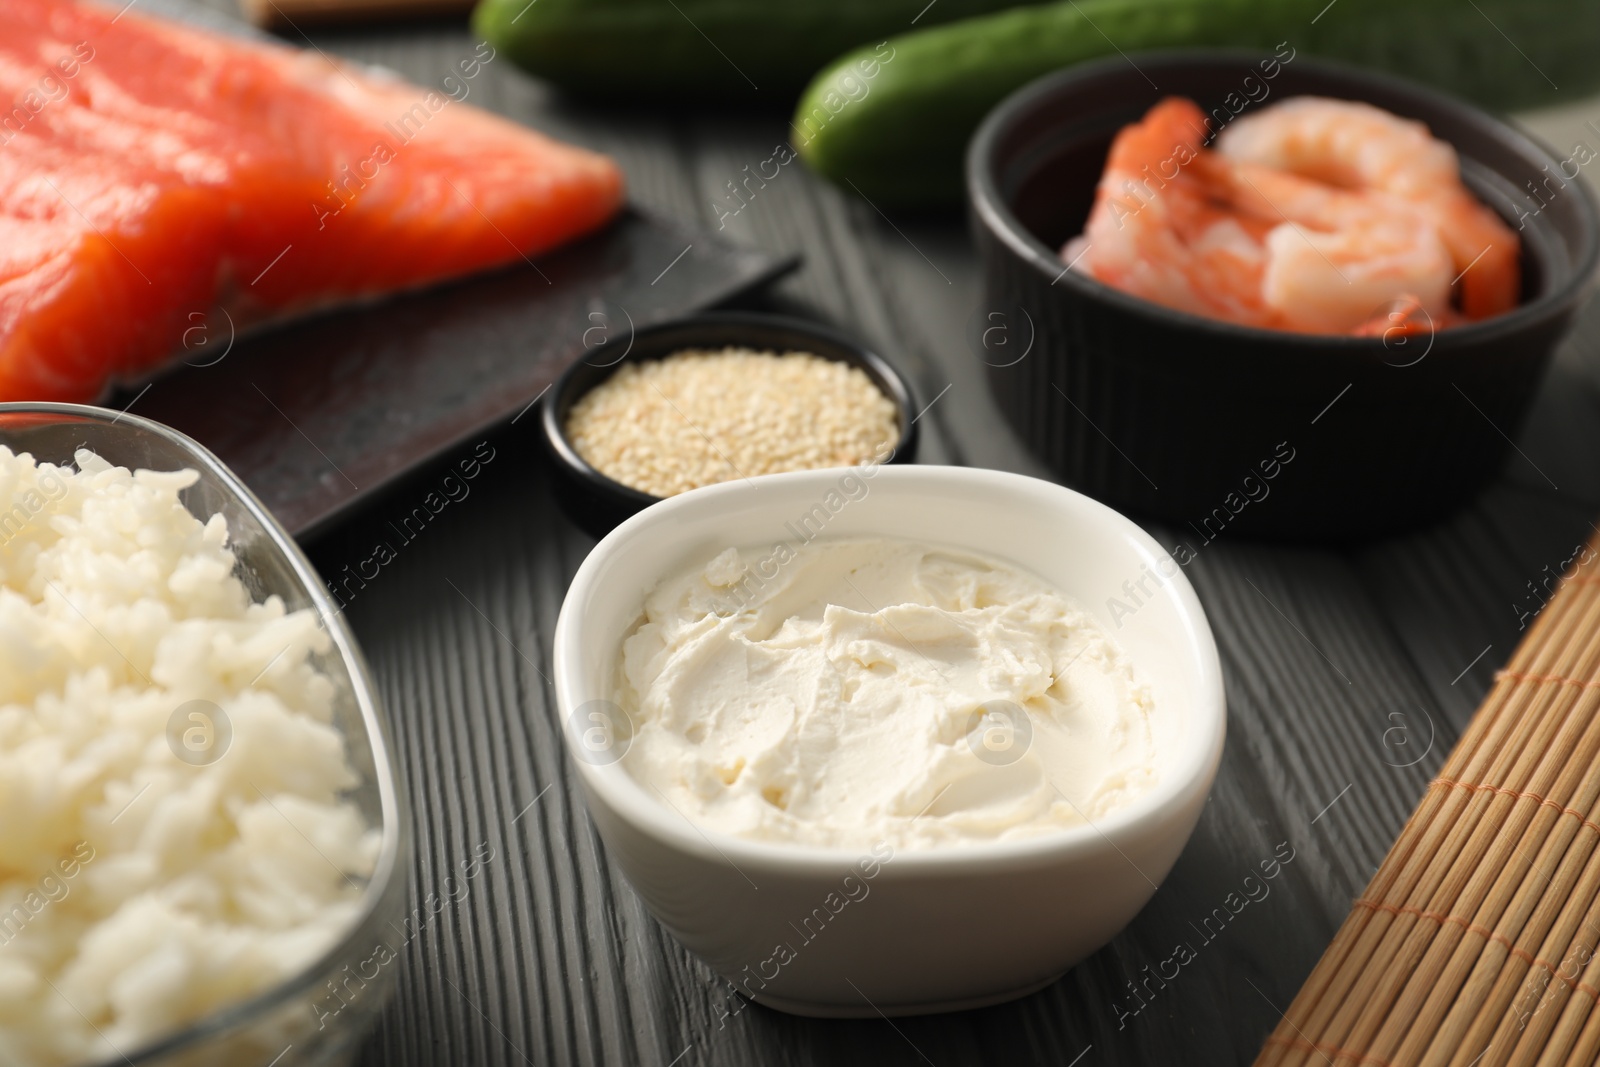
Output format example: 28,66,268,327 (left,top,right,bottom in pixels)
0,402,409,1067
